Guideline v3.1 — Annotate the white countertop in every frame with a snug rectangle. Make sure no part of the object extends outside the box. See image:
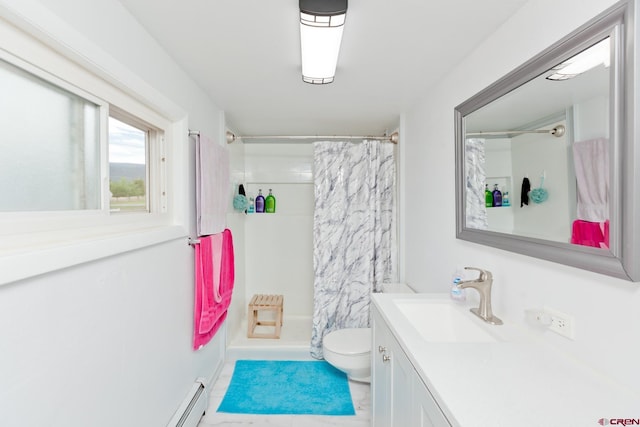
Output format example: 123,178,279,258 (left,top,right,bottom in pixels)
372,293,640,427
